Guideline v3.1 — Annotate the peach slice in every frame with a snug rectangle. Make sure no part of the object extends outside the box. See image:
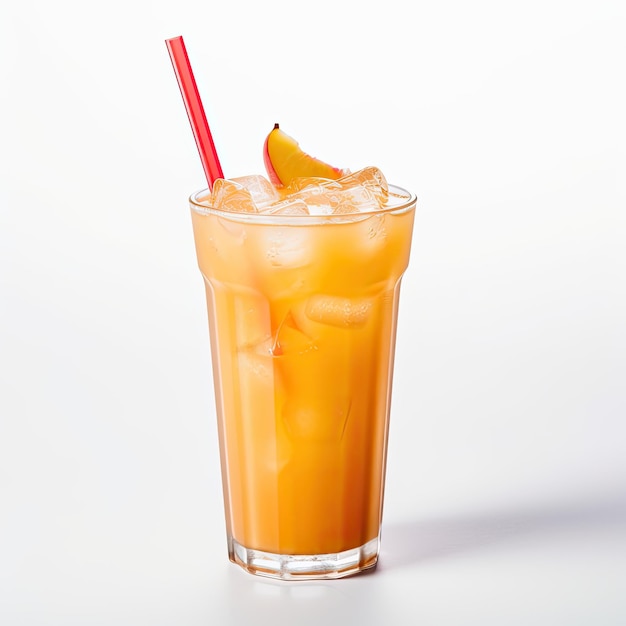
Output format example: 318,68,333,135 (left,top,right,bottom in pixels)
263,123,346,187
